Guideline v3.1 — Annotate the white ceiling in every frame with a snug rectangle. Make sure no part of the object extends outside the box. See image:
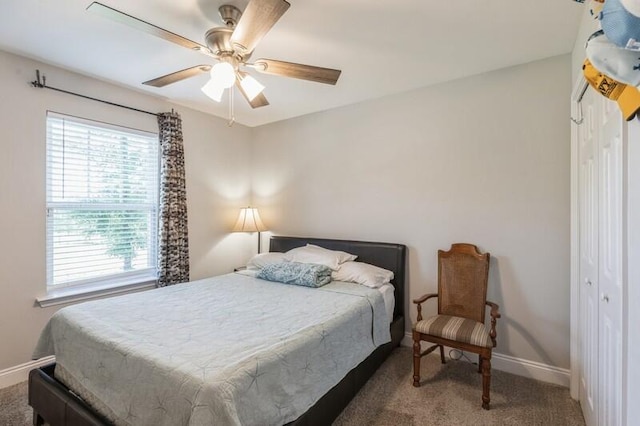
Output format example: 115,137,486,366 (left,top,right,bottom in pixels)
0,0,584,127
